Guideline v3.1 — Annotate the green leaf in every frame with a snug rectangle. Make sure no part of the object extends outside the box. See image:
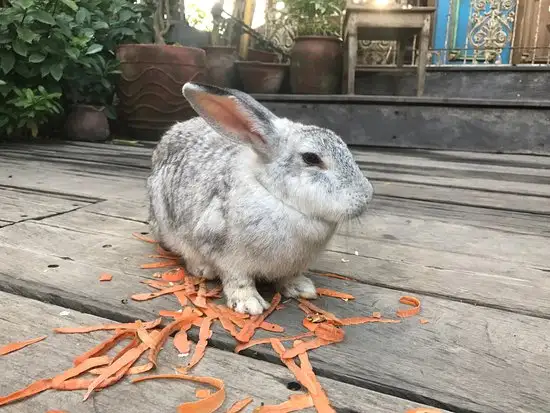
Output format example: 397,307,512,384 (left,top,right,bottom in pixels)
119,9,133,22
29,53,46,63
75,7,89,24
13,0,33,10
92,21,109,30
0,51,15,74
59,0,79,12
66,47,80,60
12,39,28,56
85,43,103,55
49,63,64,81
0,80,6,85
29,10,56,25
16,26,38,43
